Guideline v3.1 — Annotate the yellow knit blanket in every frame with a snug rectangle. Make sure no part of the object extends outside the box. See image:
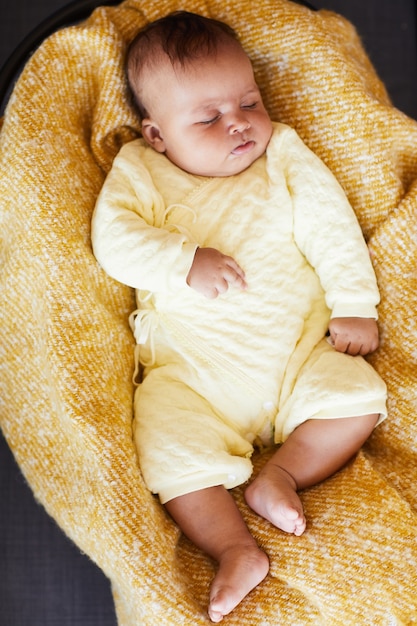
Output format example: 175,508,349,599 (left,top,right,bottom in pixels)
1,1,417,623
